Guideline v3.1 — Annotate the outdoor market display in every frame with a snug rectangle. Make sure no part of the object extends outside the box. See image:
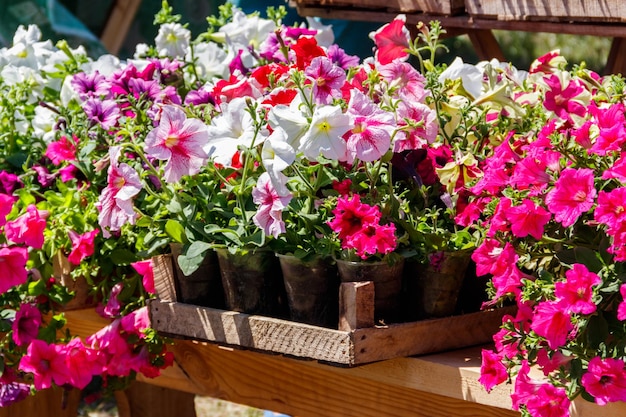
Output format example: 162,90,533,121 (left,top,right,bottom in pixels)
1,2,626,417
